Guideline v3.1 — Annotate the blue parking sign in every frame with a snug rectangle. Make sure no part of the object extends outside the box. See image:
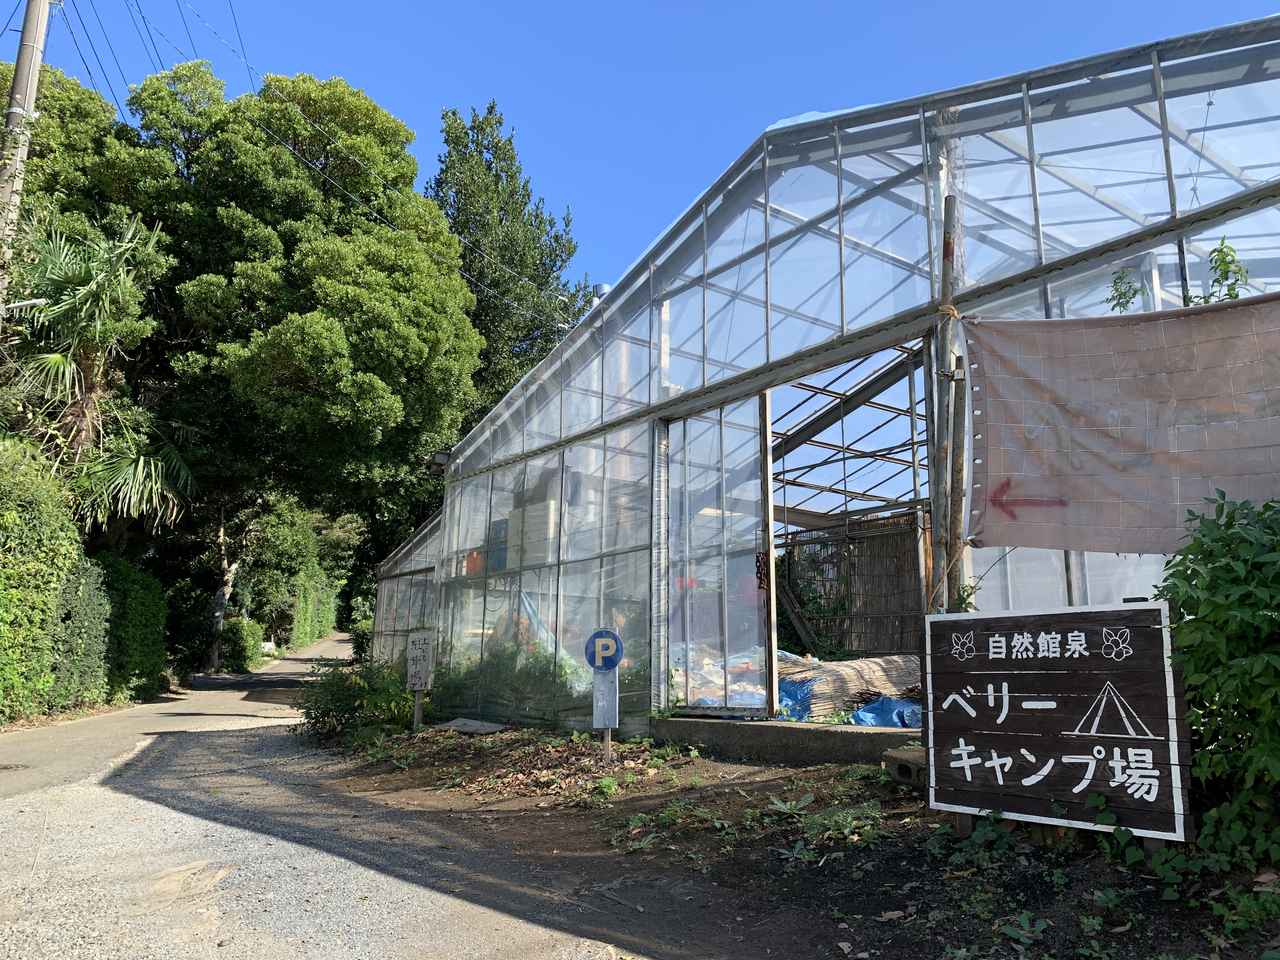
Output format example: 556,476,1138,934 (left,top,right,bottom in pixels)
585,628,624,672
